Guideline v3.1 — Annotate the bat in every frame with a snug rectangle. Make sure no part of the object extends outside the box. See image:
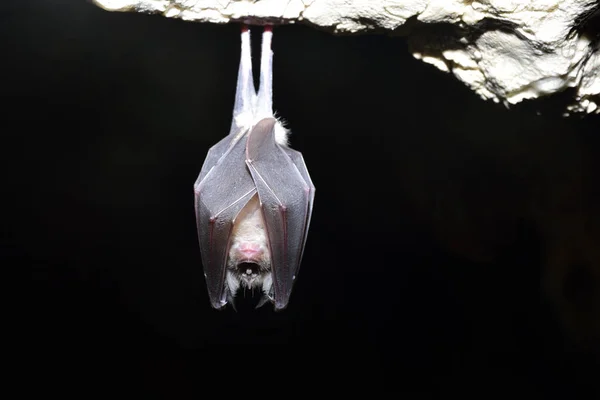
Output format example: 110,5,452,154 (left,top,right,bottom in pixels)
194,25,315,311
